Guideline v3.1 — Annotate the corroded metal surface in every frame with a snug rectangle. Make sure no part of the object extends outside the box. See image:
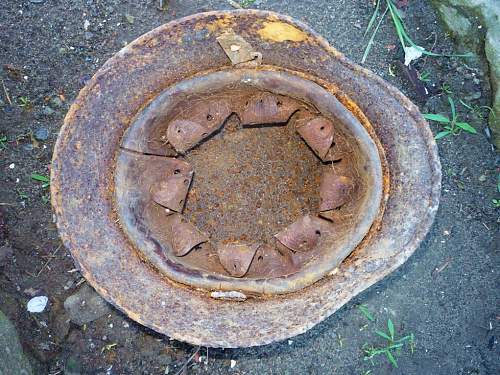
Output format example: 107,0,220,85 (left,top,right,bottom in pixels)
217,243,260,277
296,116,335,160
165,214,209,256
151,171,193,212
167,98,232,153
114,69,382,295
239,92,301,125
51,10,441,348
275,215,327,253
216,32,262,66
319,173,355,211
